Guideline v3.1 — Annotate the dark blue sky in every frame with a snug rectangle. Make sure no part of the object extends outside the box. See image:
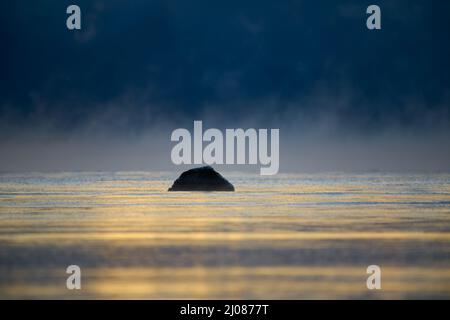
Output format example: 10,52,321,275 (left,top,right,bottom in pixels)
1,0,449,171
